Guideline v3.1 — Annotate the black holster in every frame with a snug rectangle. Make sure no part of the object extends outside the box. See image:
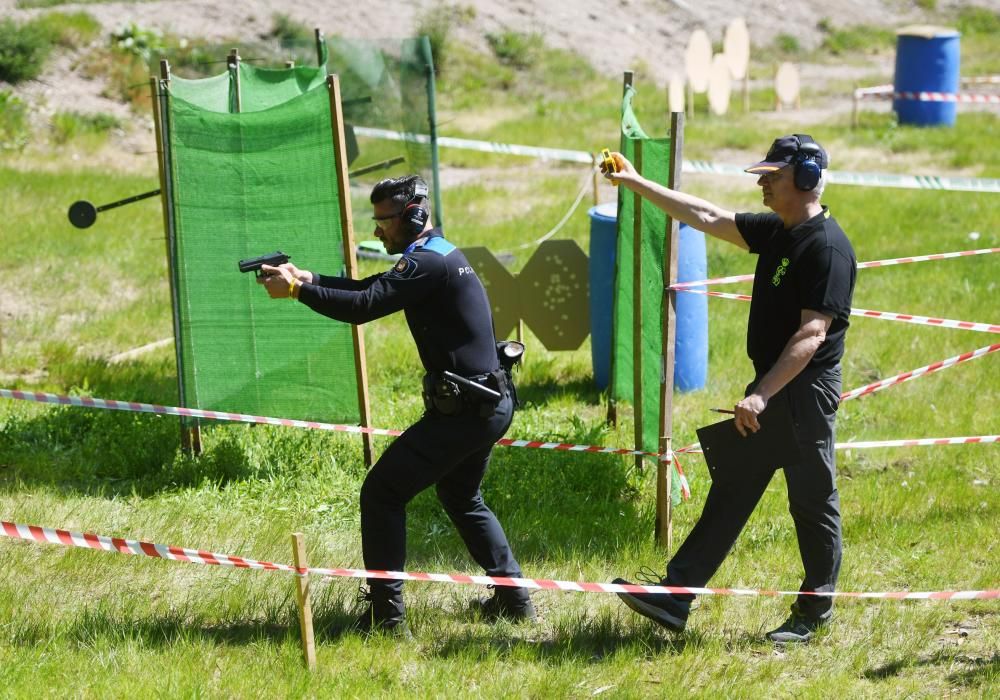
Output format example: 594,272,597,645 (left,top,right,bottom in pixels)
422,370,511,417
